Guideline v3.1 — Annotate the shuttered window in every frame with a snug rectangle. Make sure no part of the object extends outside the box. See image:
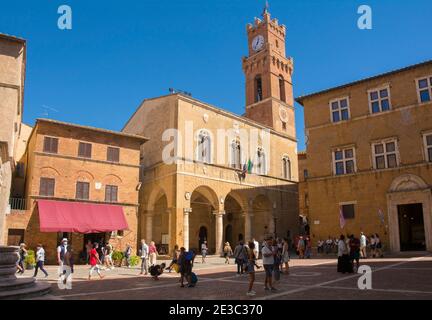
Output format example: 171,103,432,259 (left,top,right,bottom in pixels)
105,185,118,202
107,147,120,162
43,137,58,154
39,178,55,196
78,142,92,158
76,181,90,200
